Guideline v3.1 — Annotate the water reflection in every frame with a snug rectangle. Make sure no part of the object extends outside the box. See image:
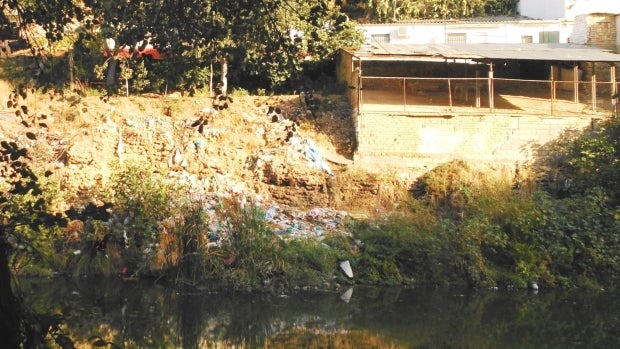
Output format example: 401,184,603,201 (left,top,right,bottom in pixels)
18,277,620,348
